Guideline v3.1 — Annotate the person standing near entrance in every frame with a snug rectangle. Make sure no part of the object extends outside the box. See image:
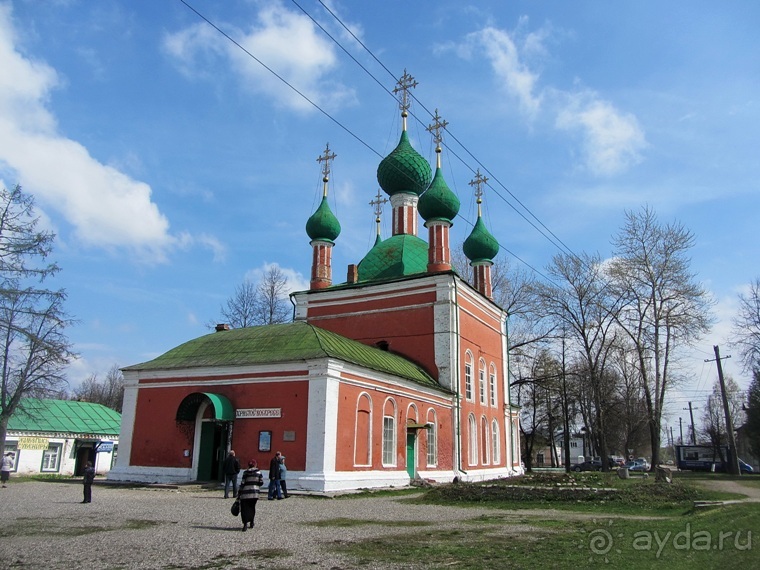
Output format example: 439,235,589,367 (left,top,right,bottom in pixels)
1,452,13,487
279,455,289,498
238,460,264,531
223,450,241,499
267,451,282,500
82,461,95,503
